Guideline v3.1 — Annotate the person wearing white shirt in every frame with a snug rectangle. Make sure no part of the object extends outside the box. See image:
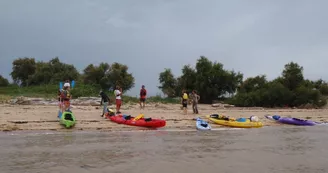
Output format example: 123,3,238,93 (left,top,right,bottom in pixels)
114,85,122,114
